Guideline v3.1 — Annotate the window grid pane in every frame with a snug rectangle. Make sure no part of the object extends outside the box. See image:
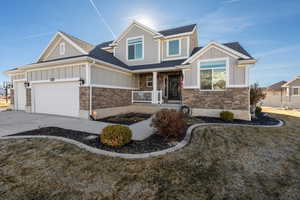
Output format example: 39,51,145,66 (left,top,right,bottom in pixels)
128,38,143,60
200,60,226,90
200,69,212,90
169,40,179,55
